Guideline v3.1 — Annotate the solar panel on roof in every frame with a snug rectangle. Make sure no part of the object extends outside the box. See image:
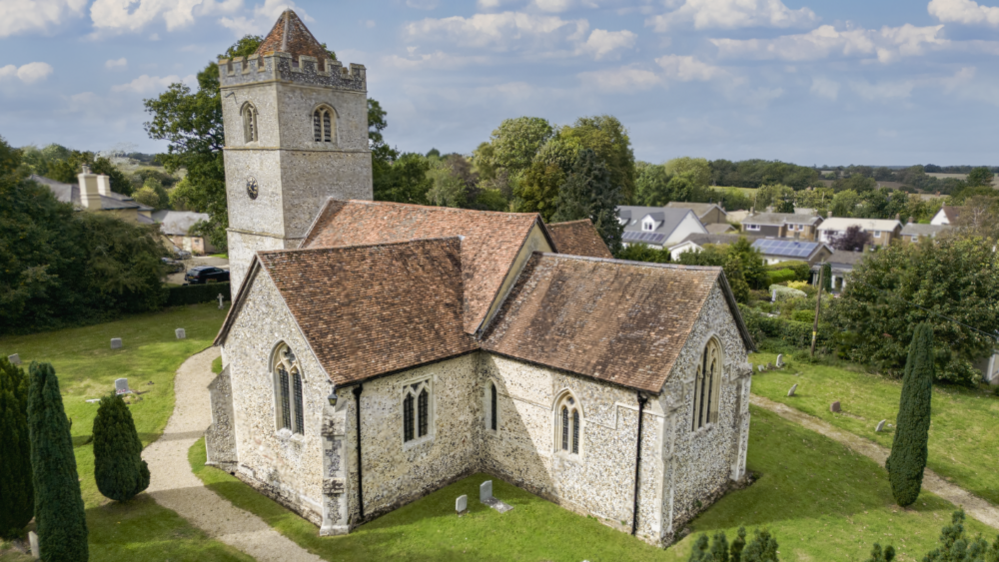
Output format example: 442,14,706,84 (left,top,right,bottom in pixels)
752,239,819,258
